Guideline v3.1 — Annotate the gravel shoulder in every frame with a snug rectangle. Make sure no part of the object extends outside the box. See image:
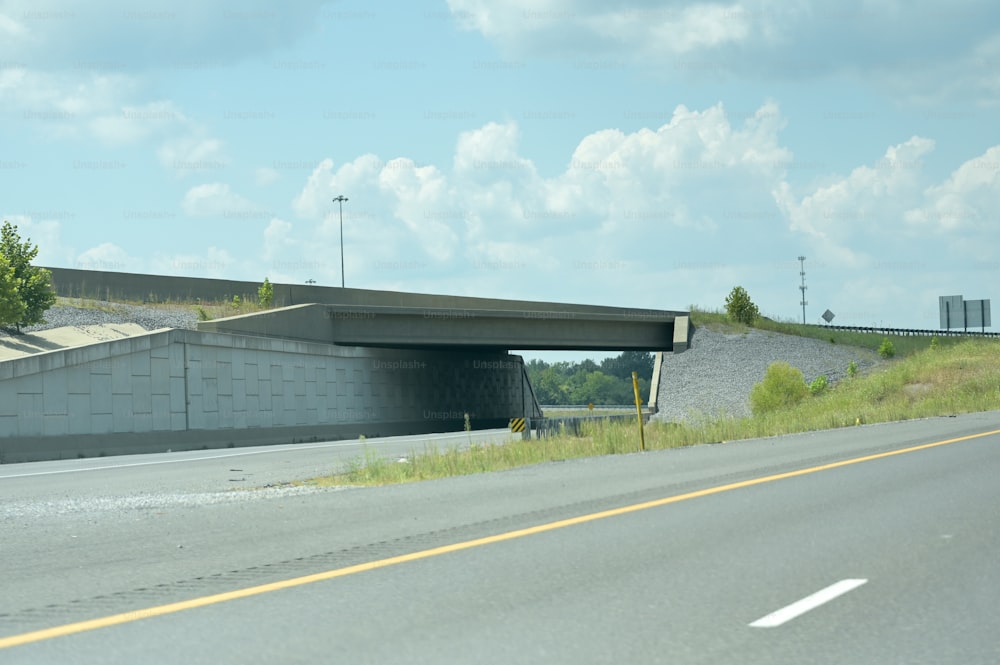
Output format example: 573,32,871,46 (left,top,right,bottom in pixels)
654,326,882,423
